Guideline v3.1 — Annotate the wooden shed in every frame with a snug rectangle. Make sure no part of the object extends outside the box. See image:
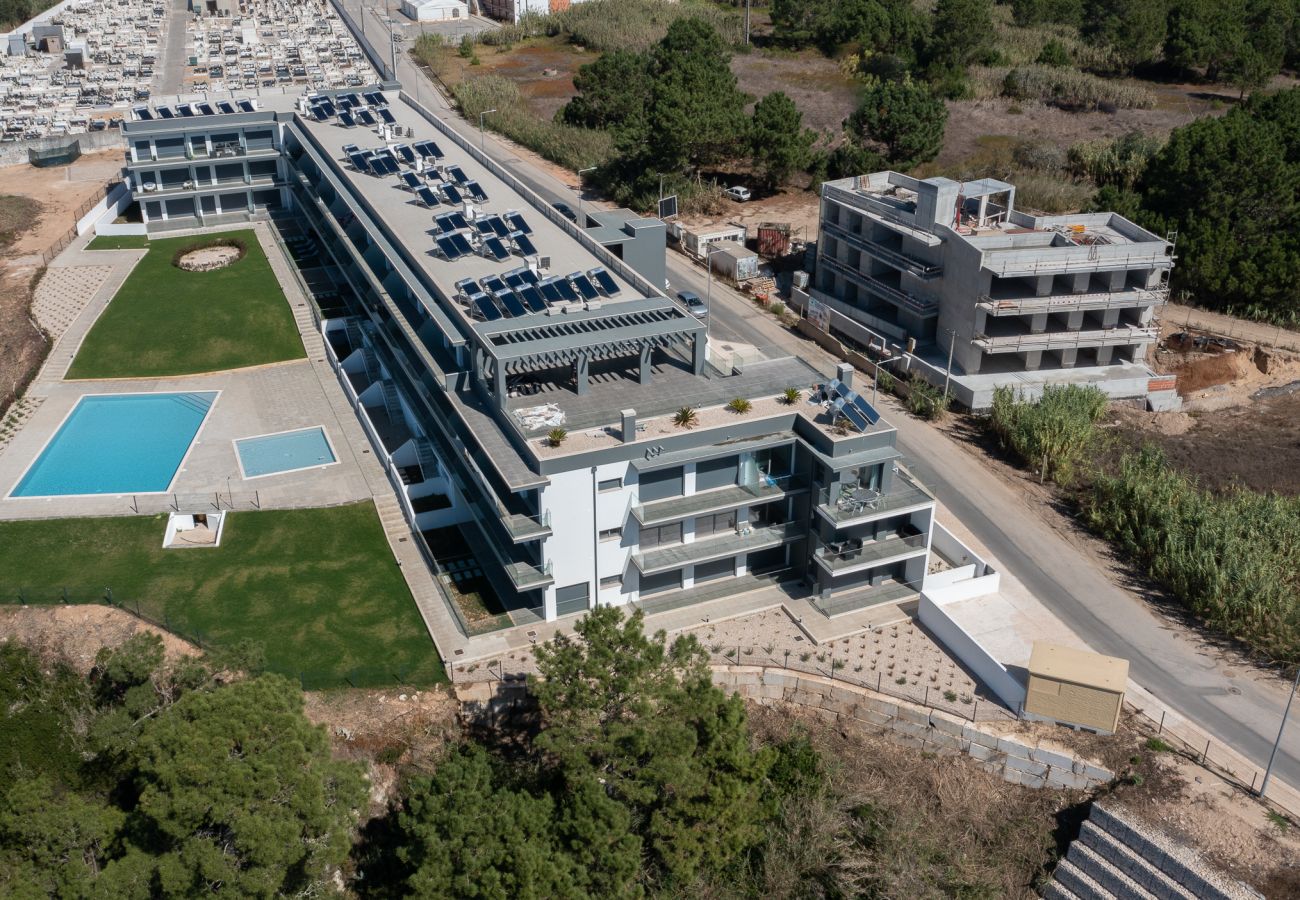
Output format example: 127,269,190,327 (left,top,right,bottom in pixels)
1024,642,1128,734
